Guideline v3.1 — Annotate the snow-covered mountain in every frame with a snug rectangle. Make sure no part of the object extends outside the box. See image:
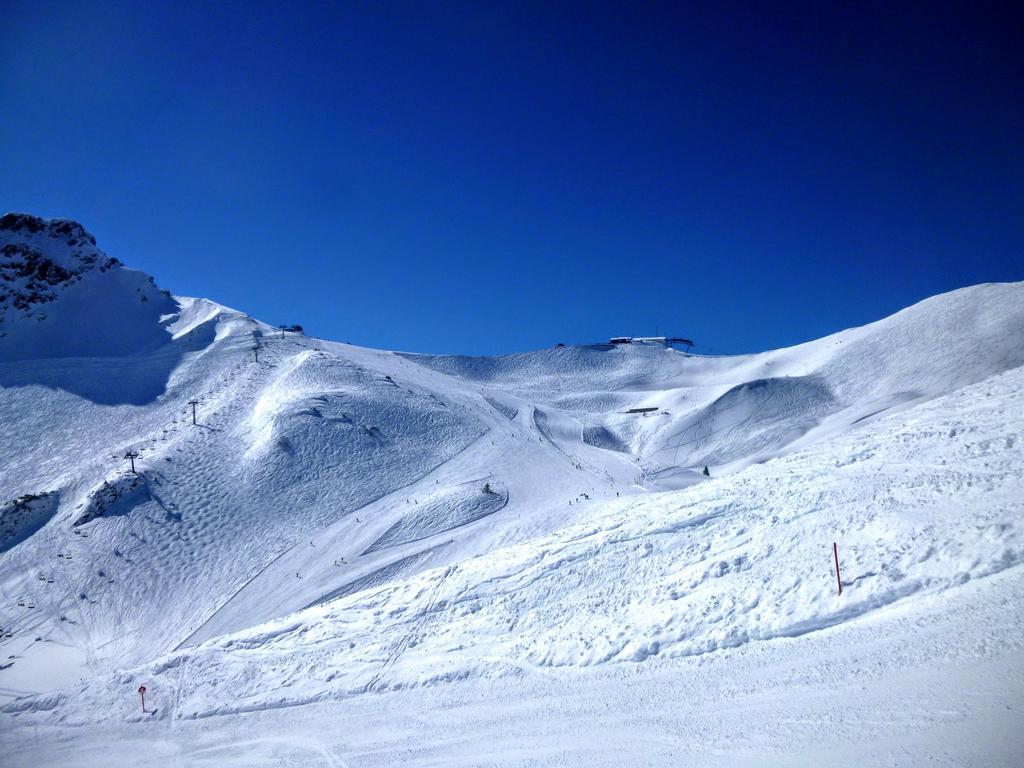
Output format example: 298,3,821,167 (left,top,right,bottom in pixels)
0,213,178,364
1,215,1022,766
